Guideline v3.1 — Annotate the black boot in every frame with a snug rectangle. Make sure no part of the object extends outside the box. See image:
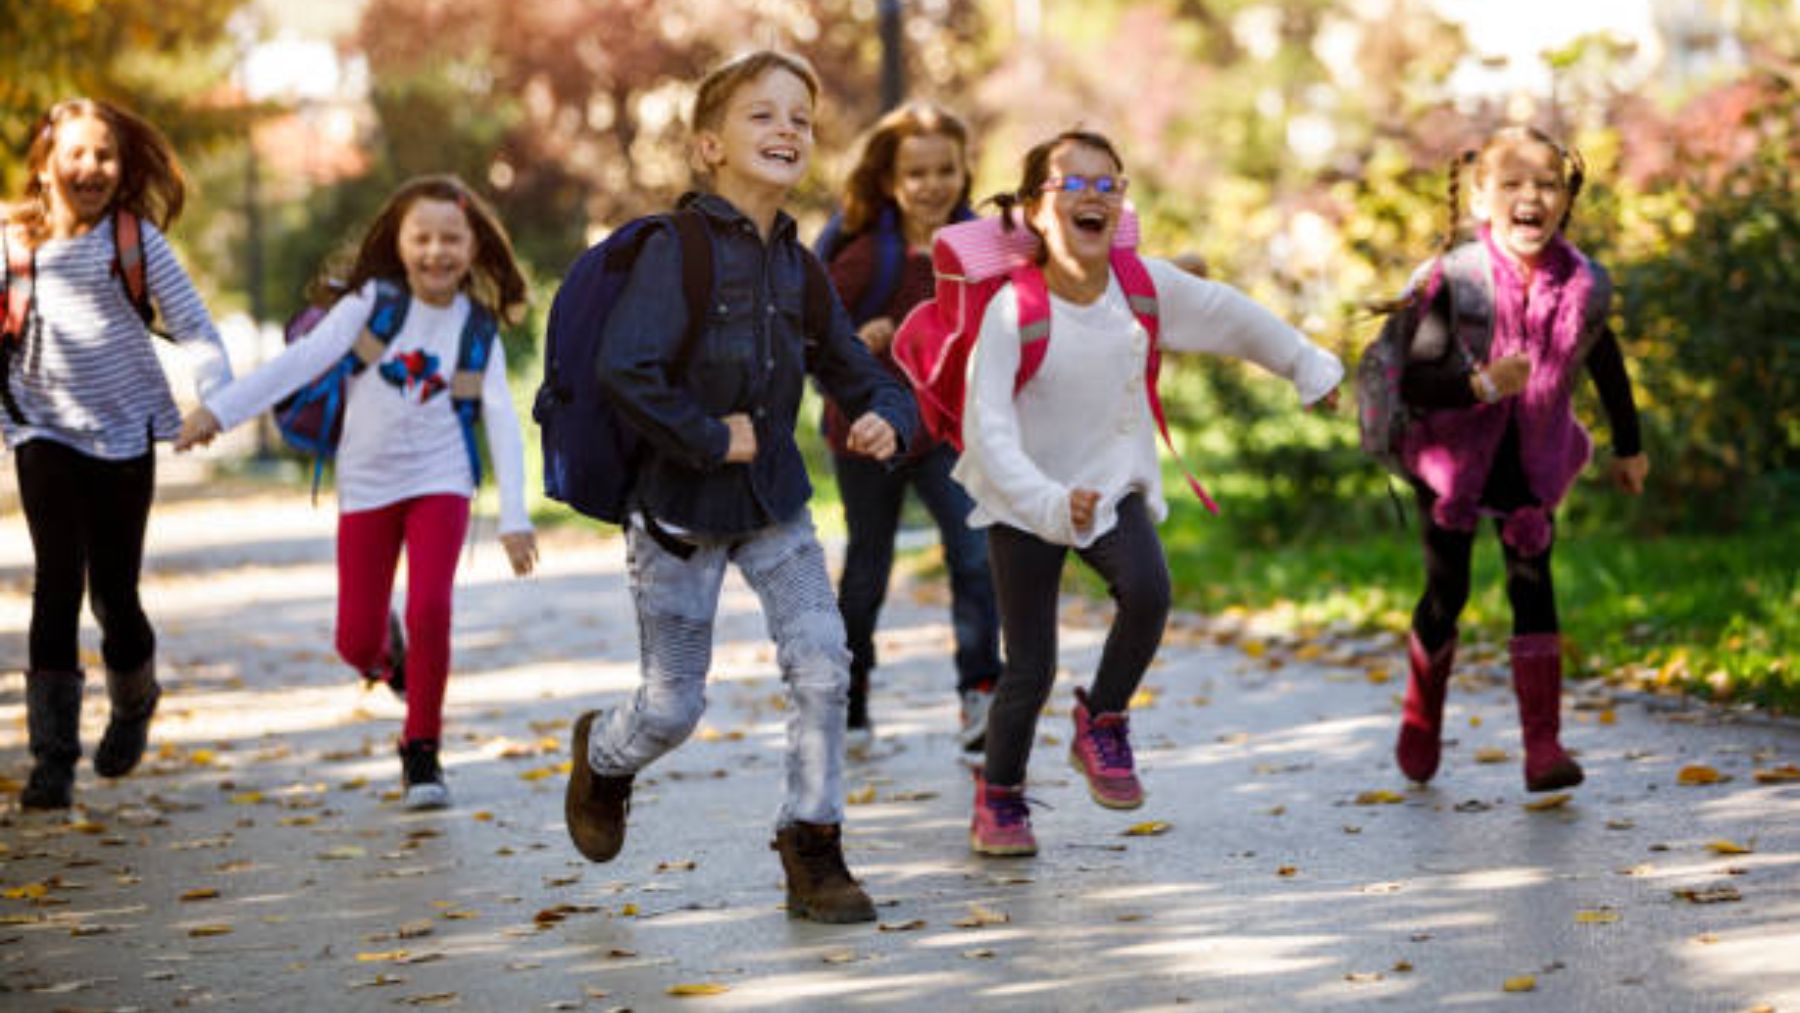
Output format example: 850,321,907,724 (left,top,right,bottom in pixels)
94,656,160,779
22,670,84,809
